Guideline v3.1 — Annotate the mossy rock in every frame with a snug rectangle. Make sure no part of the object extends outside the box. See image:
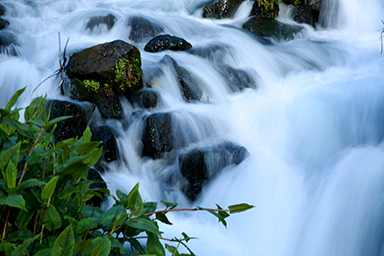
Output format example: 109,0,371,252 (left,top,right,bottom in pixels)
66,40,143,99
202,0,245,19
243,16,302,41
